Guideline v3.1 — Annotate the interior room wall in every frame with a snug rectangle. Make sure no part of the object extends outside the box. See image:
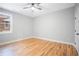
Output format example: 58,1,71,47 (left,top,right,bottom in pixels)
33,7,75,44
0,8,32,43
0,6,75,45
